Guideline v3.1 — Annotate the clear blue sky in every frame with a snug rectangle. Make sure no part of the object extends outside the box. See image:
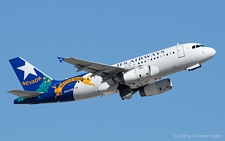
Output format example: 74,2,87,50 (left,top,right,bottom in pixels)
1,1,224,140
